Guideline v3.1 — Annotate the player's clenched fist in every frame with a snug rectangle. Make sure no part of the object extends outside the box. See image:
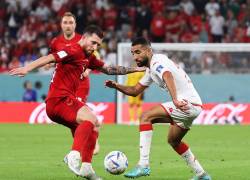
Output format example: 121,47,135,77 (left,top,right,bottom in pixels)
105,80,117,88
